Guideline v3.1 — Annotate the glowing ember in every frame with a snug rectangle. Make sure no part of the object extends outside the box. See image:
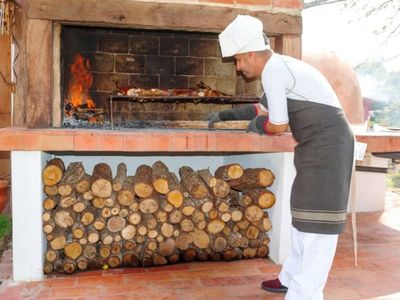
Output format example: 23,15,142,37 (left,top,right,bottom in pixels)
66,54,95,108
